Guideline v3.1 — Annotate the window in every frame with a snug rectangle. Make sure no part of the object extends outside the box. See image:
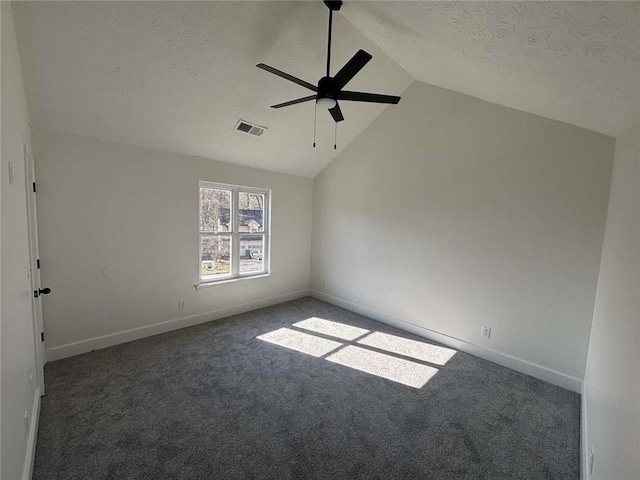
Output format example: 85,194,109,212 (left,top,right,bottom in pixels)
199,181,270,284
